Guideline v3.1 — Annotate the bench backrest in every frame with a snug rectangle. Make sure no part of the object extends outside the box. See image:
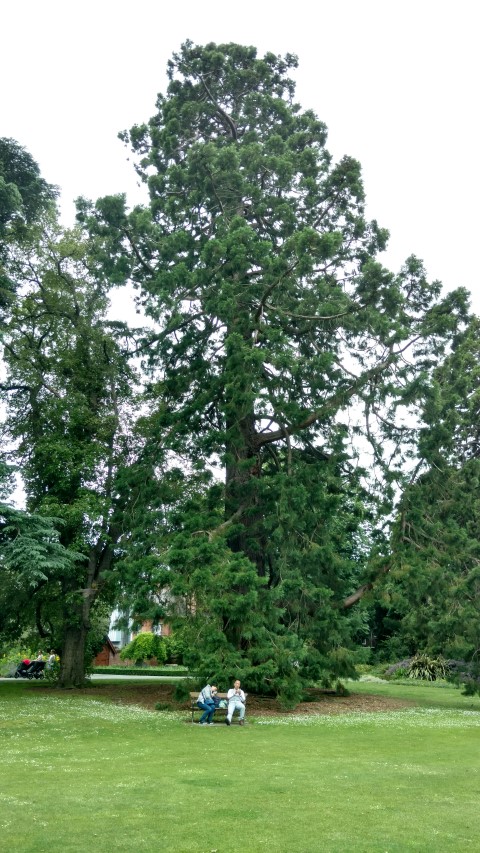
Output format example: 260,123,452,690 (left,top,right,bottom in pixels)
190,692,229,700
190,692,248,701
